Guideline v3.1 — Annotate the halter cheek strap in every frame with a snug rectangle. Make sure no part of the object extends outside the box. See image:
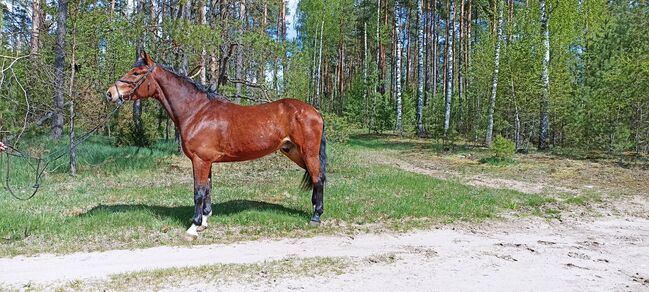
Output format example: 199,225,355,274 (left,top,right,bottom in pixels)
114,65,157,103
